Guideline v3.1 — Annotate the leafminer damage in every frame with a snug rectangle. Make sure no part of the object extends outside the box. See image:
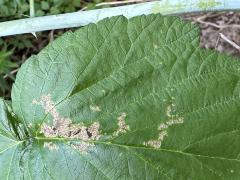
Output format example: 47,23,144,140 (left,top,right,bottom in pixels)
144,102,184,149
33,94,101,153
113,112,130,136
